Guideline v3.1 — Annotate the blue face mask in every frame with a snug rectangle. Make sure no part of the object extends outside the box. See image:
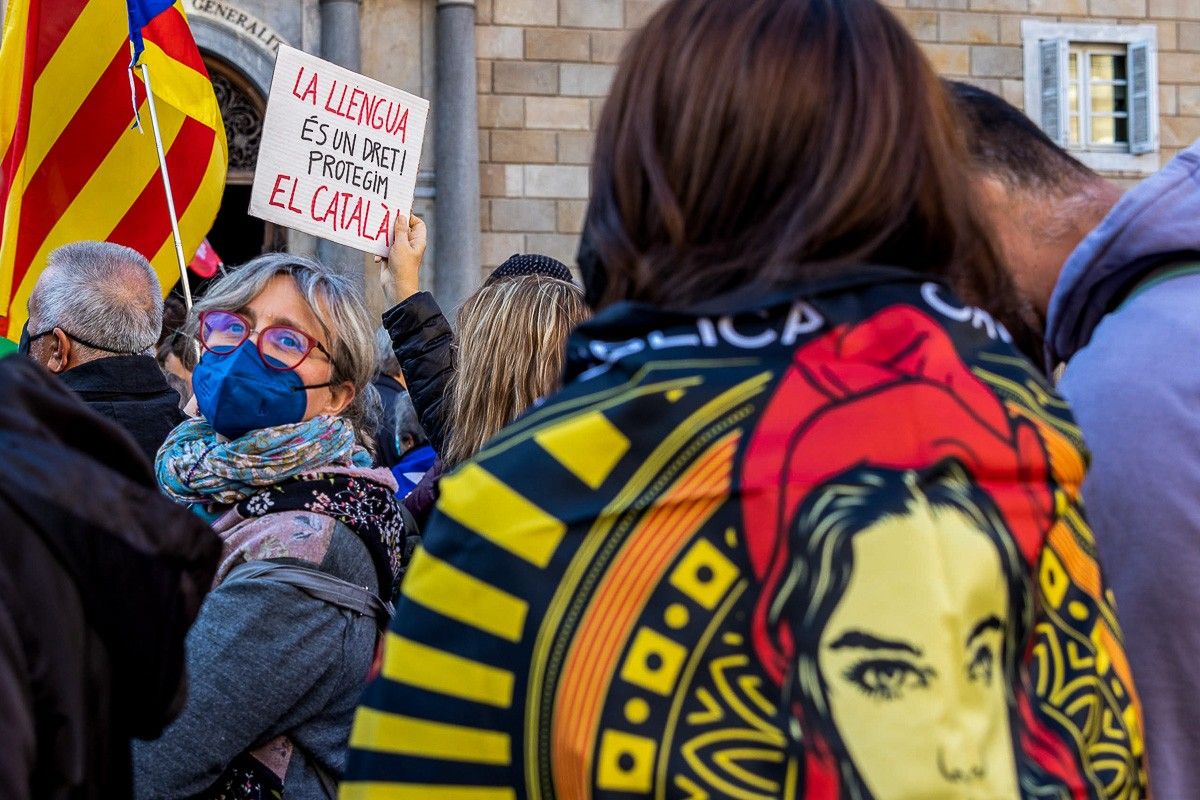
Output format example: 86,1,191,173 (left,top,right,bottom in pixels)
192,341,332,440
